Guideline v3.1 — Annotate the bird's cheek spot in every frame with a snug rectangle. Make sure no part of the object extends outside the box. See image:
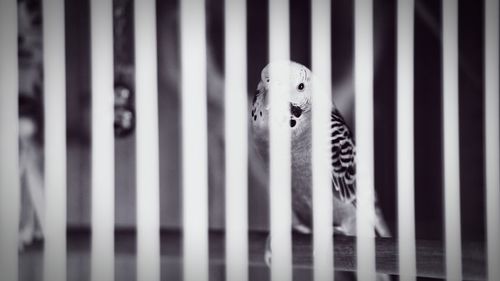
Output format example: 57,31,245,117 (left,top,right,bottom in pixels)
260,111,262,116
254,115,257,121
290,104,303,118
290,119,296,127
